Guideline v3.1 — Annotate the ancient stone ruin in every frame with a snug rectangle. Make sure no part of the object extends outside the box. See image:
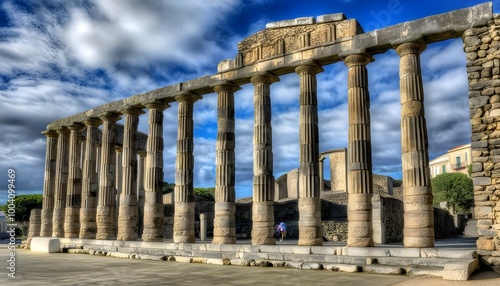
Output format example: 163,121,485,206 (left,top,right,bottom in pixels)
30,2,500,280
